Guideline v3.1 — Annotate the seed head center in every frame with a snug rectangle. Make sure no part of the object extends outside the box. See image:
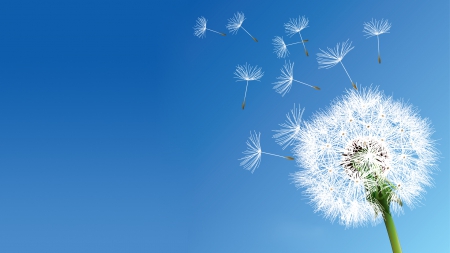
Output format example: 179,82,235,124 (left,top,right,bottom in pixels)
341,137,389,181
